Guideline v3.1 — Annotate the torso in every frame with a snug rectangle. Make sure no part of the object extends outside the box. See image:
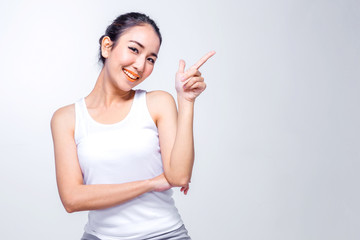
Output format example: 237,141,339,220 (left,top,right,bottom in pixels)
73,89,183,238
